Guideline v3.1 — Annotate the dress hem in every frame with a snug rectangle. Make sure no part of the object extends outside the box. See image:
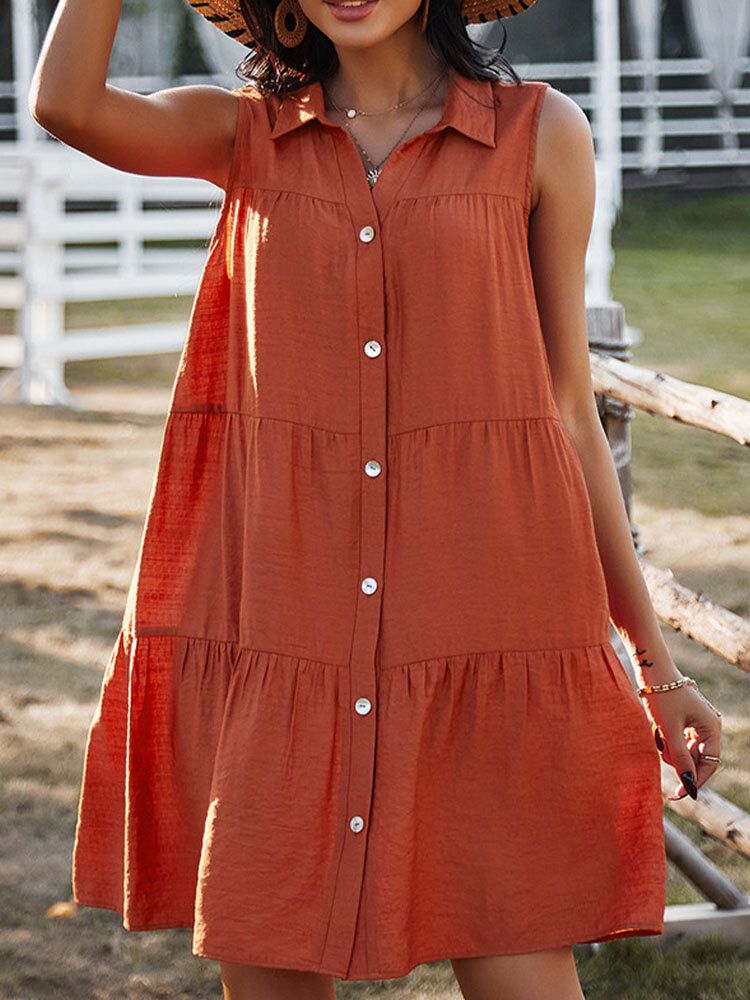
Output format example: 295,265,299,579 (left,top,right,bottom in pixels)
191,920,666,981
72,893,193,933
72,892,665,982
